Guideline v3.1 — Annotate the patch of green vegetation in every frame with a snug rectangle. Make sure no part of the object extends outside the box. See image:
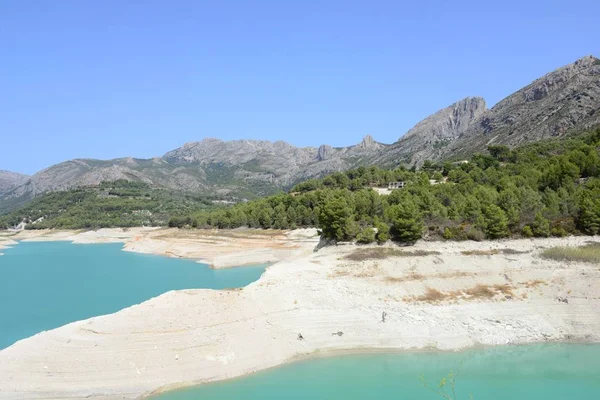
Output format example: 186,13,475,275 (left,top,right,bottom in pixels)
540,243,600,264
0,194,31,215
241,159,267,173
203,162,239,184
0,180,217,230
433,139,450,149
170,127,600,245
